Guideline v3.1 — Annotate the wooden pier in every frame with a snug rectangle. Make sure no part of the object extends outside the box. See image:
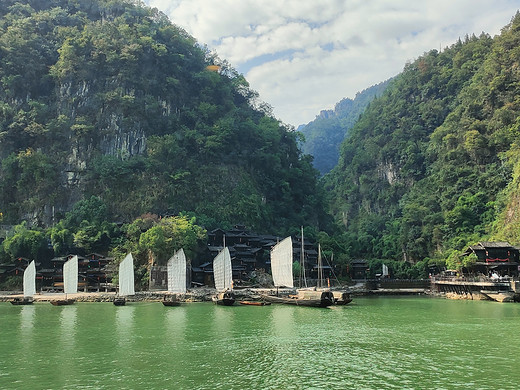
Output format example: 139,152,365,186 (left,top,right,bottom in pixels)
431,276,520,301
